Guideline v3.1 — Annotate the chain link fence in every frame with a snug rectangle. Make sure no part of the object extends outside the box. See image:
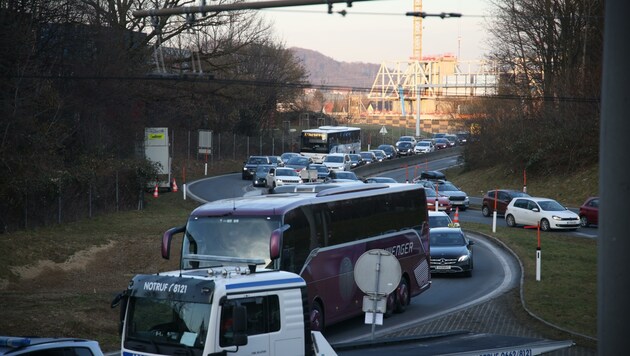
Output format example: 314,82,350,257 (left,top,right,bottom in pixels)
1,124,397,234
